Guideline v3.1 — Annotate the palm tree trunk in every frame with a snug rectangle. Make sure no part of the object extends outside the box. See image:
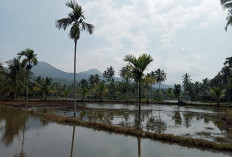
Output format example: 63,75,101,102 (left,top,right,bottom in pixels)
138,80,141,129
74,41,77,117
158,82,161,91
